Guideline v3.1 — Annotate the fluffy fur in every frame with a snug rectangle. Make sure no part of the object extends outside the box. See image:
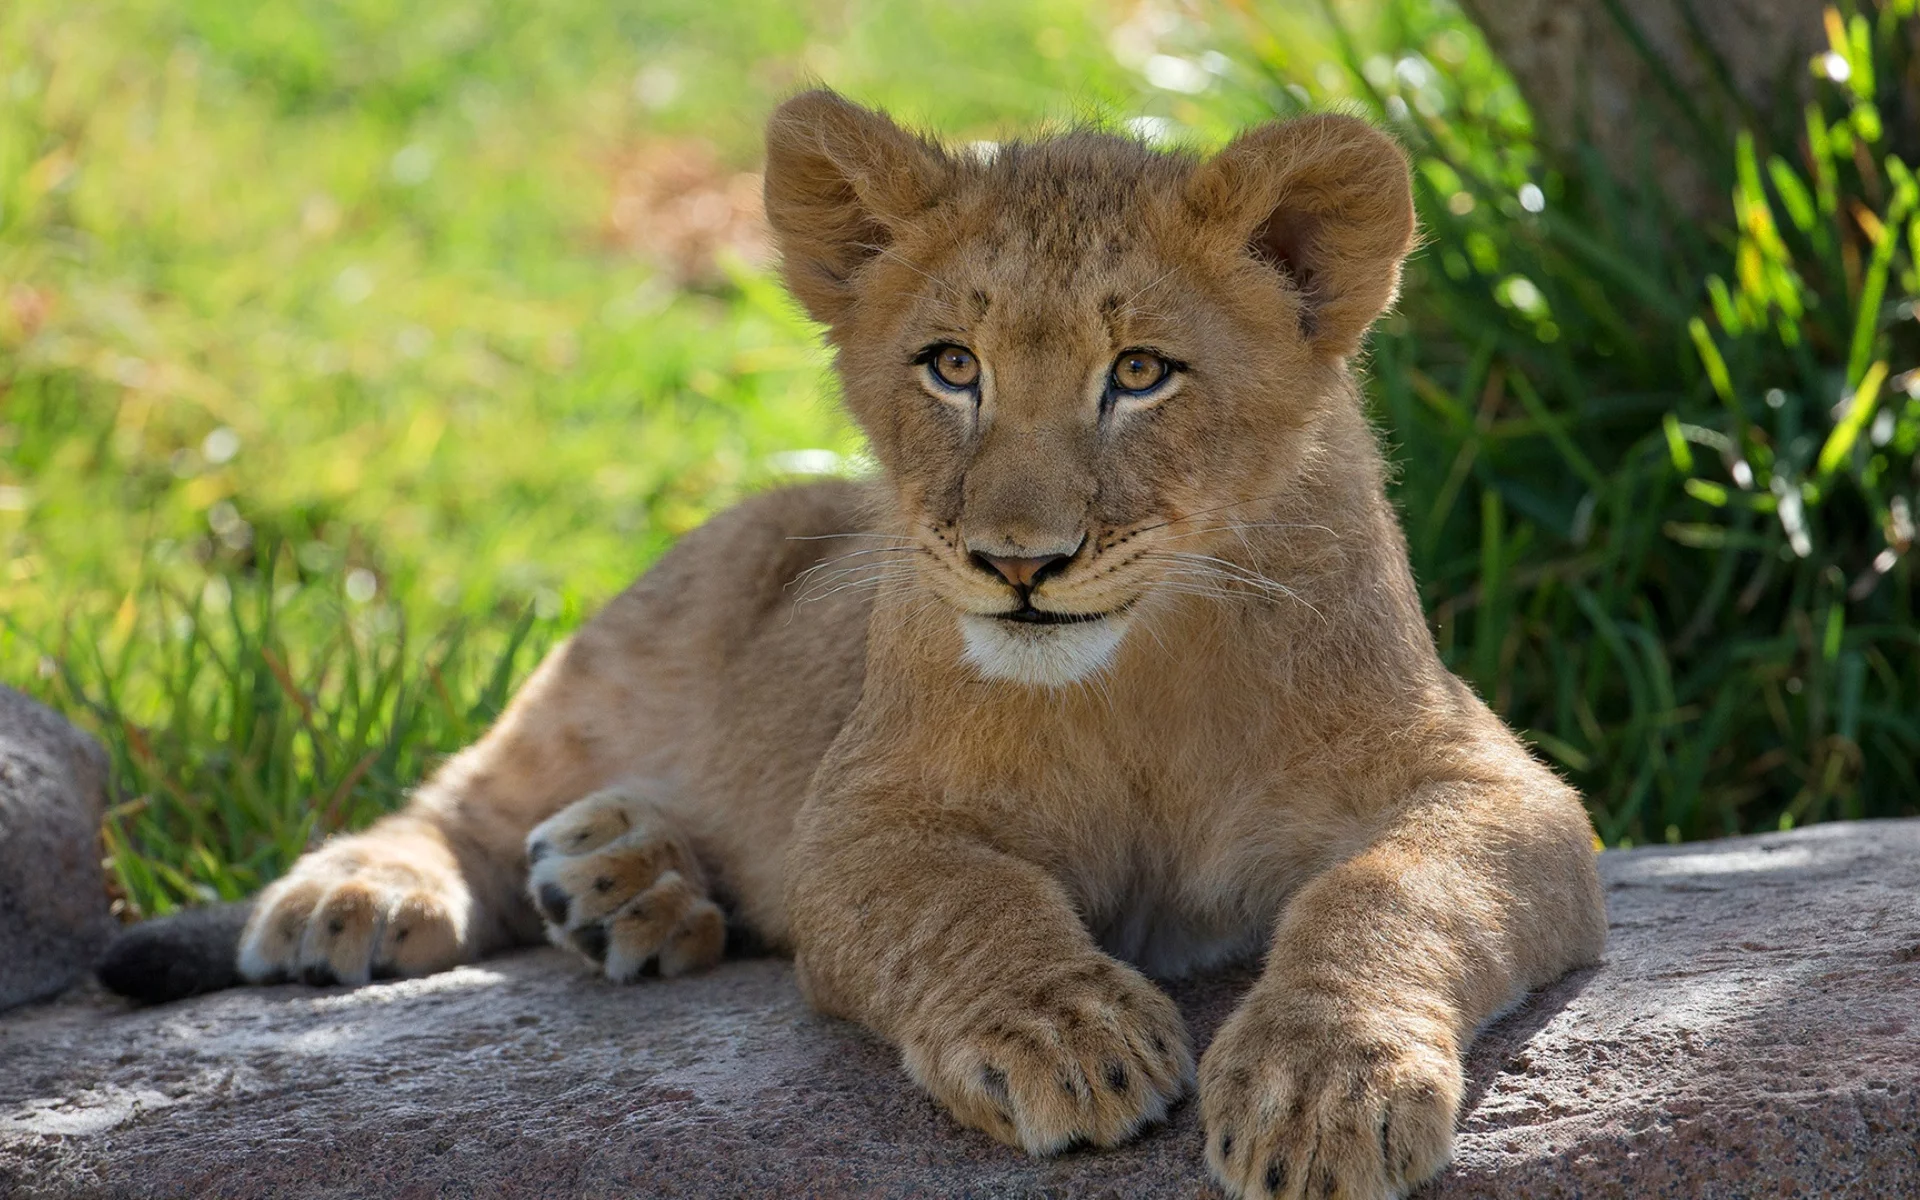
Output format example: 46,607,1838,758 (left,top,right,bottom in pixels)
219,92,1607,1200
